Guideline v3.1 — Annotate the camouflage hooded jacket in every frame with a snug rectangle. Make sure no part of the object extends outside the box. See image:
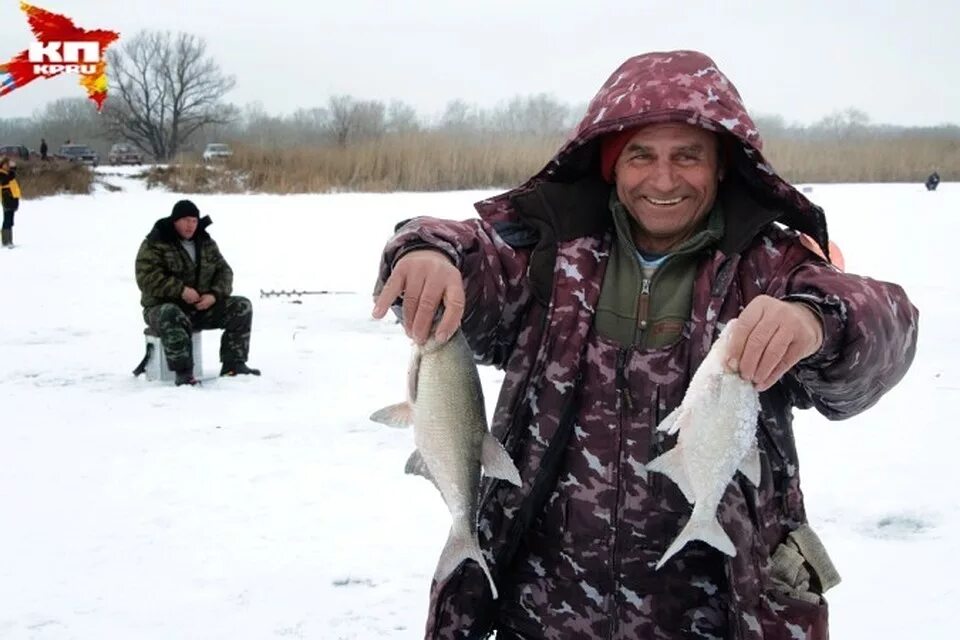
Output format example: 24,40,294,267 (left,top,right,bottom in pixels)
135,215,233,309
377,51,918,639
